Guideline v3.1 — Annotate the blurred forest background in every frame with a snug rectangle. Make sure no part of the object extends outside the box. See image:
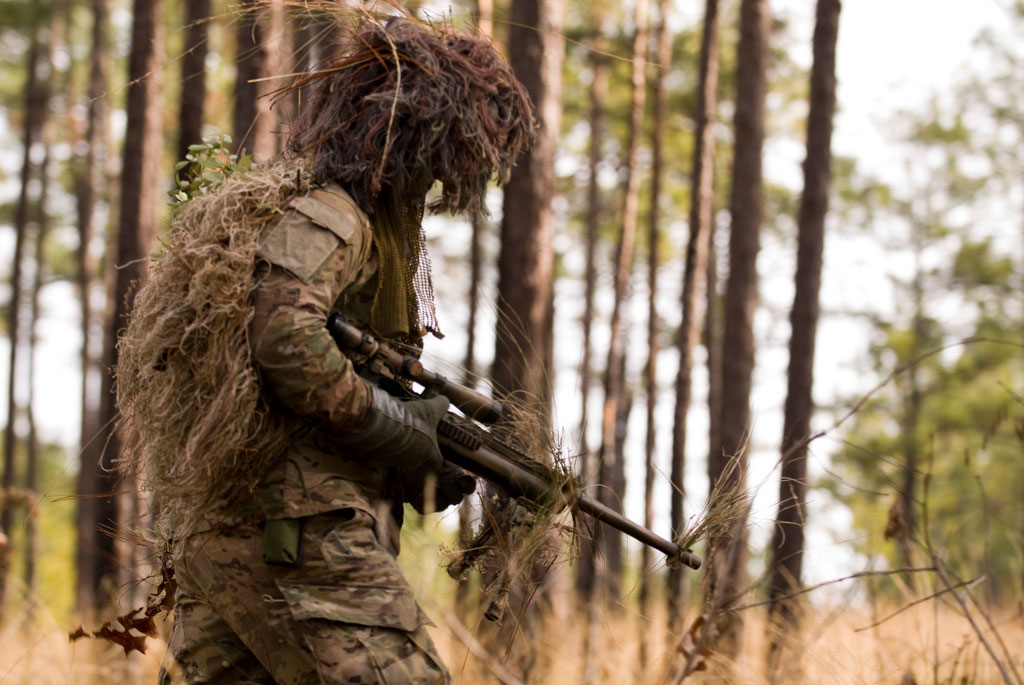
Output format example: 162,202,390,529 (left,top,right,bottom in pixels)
0,0,1022,682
